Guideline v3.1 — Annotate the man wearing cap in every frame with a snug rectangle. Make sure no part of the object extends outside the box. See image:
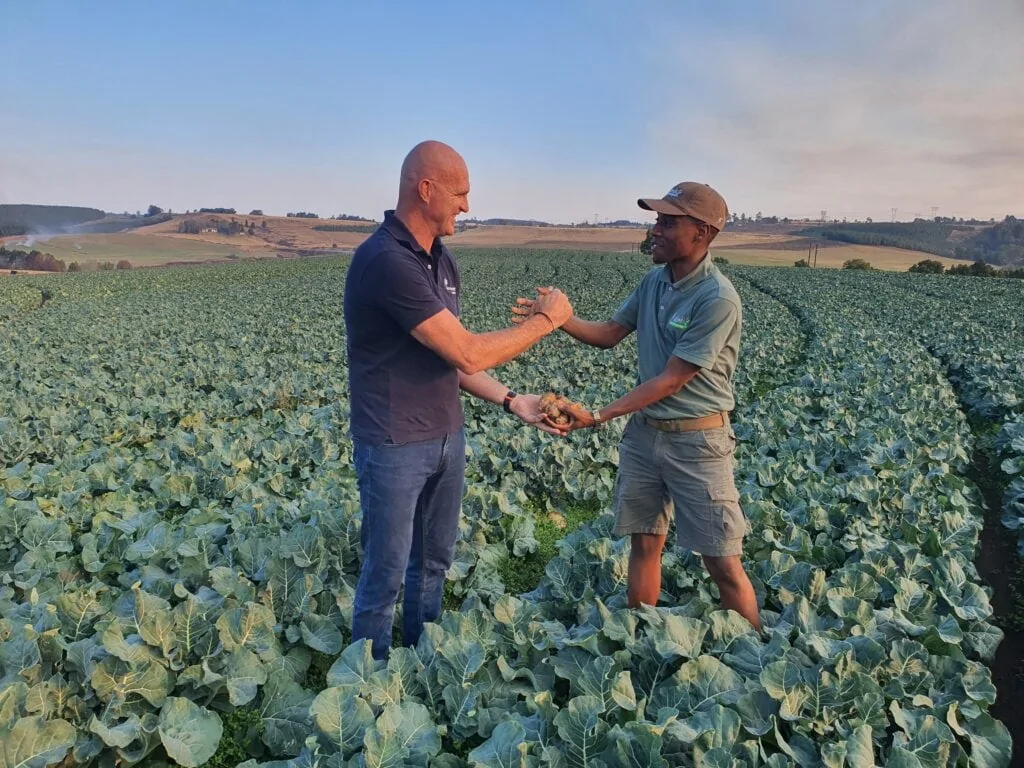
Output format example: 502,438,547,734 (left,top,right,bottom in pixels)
513,182,760,630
